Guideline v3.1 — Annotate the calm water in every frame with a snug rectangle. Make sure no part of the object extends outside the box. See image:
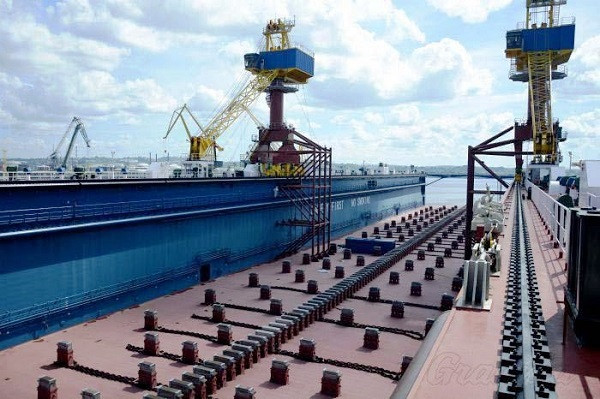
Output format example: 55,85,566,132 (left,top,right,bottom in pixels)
425,177,511,206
